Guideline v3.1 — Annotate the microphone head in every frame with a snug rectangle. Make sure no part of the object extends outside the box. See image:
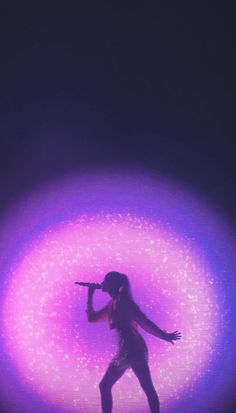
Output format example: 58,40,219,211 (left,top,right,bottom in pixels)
74,281,102,289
